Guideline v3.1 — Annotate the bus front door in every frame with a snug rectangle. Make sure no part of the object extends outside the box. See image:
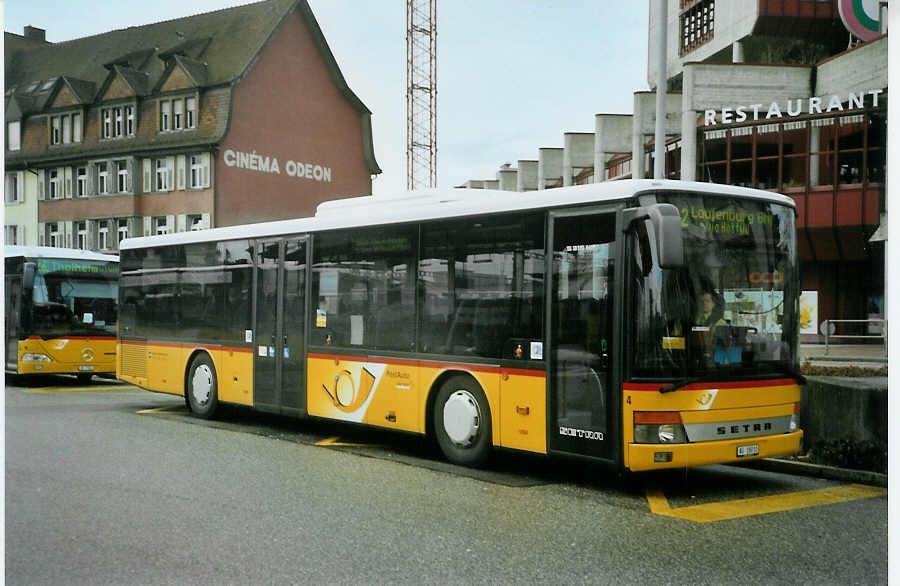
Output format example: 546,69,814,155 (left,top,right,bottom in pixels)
548,211,616,461
254,237,307,414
